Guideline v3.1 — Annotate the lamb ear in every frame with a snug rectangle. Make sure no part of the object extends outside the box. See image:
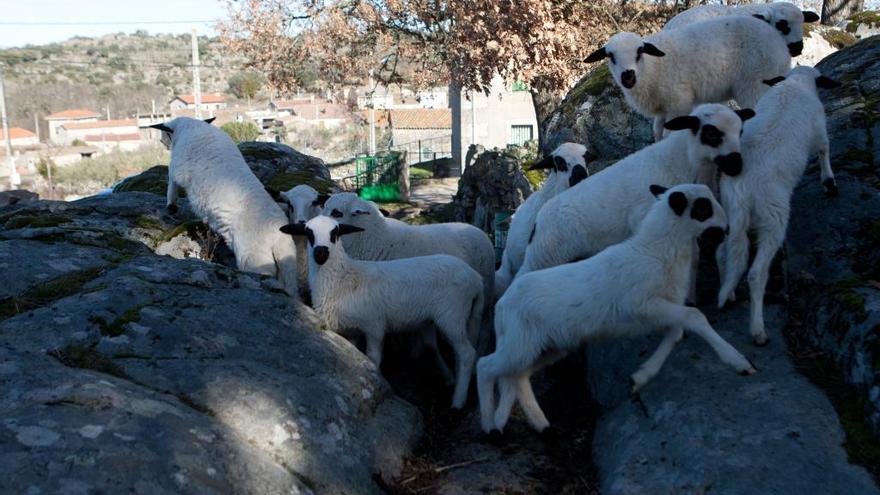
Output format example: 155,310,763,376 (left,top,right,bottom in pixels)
664,115,700,134
265,186,285,202
763,76,786,86
584,46,607,63
584,149,598,163
753,14,768,22
803,11,820,23
641,43,665,57
149,123,173,133
203,117,216,124
379,208,391,217
553,156,568,171
735,109,756,122
337,224,365,236
312,194,330,207
816,75,841,89
668,191,688,216
280,223,307,236
527,155,555,171
649,184,668,198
